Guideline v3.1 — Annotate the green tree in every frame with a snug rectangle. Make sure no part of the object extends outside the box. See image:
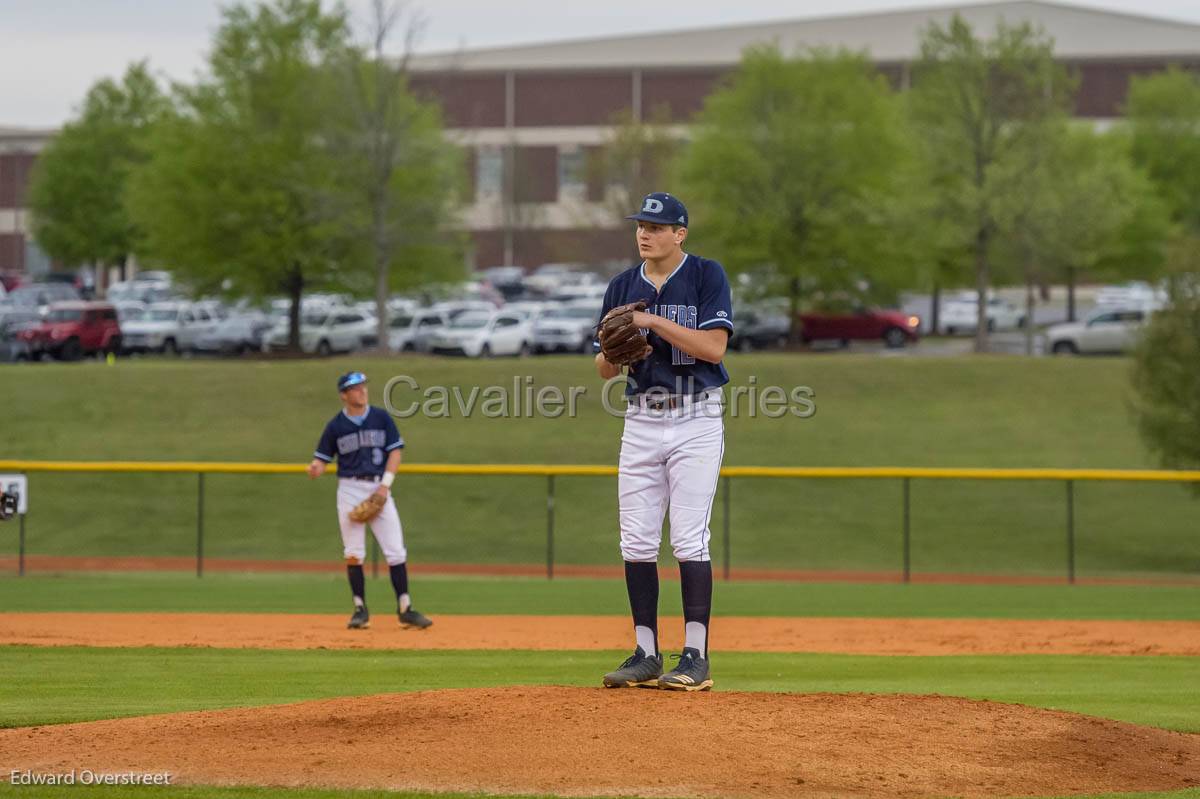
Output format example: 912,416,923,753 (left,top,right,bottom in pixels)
587,106,679,226
328,0,465,351
909,15,1074,352
1125,67,1200,234
127,0,353,350
678,46,916,341
27,62,166,286
1130,275,1200,481
992,124,1169,350
1125,67,1200,476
